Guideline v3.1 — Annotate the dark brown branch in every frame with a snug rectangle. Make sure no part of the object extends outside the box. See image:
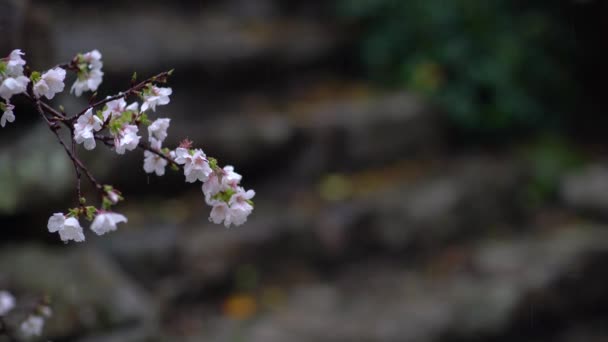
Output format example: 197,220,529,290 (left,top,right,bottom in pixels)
22,93,66,122
0,316,18,342
94,134,179,167
71,130,83,203
29,95,103,195
40,101,66,119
